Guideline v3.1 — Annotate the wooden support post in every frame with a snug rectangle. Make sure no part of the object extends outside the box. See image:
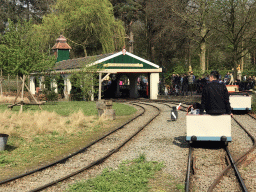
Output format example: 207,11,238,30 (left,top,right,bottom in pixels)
20,77,42,110
19,75,25,113
91,76,94,101
101,73,111,83
98,72,102,101
0,68,2,96
13,80,23,105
